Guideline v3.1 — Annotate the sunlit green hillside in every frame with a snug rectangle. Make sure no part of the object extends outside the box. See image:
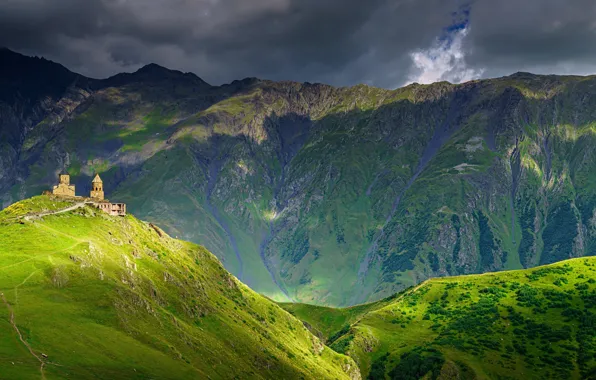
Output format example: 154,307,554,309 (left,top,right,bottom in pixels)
0,196,359,379
282,258,596,379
